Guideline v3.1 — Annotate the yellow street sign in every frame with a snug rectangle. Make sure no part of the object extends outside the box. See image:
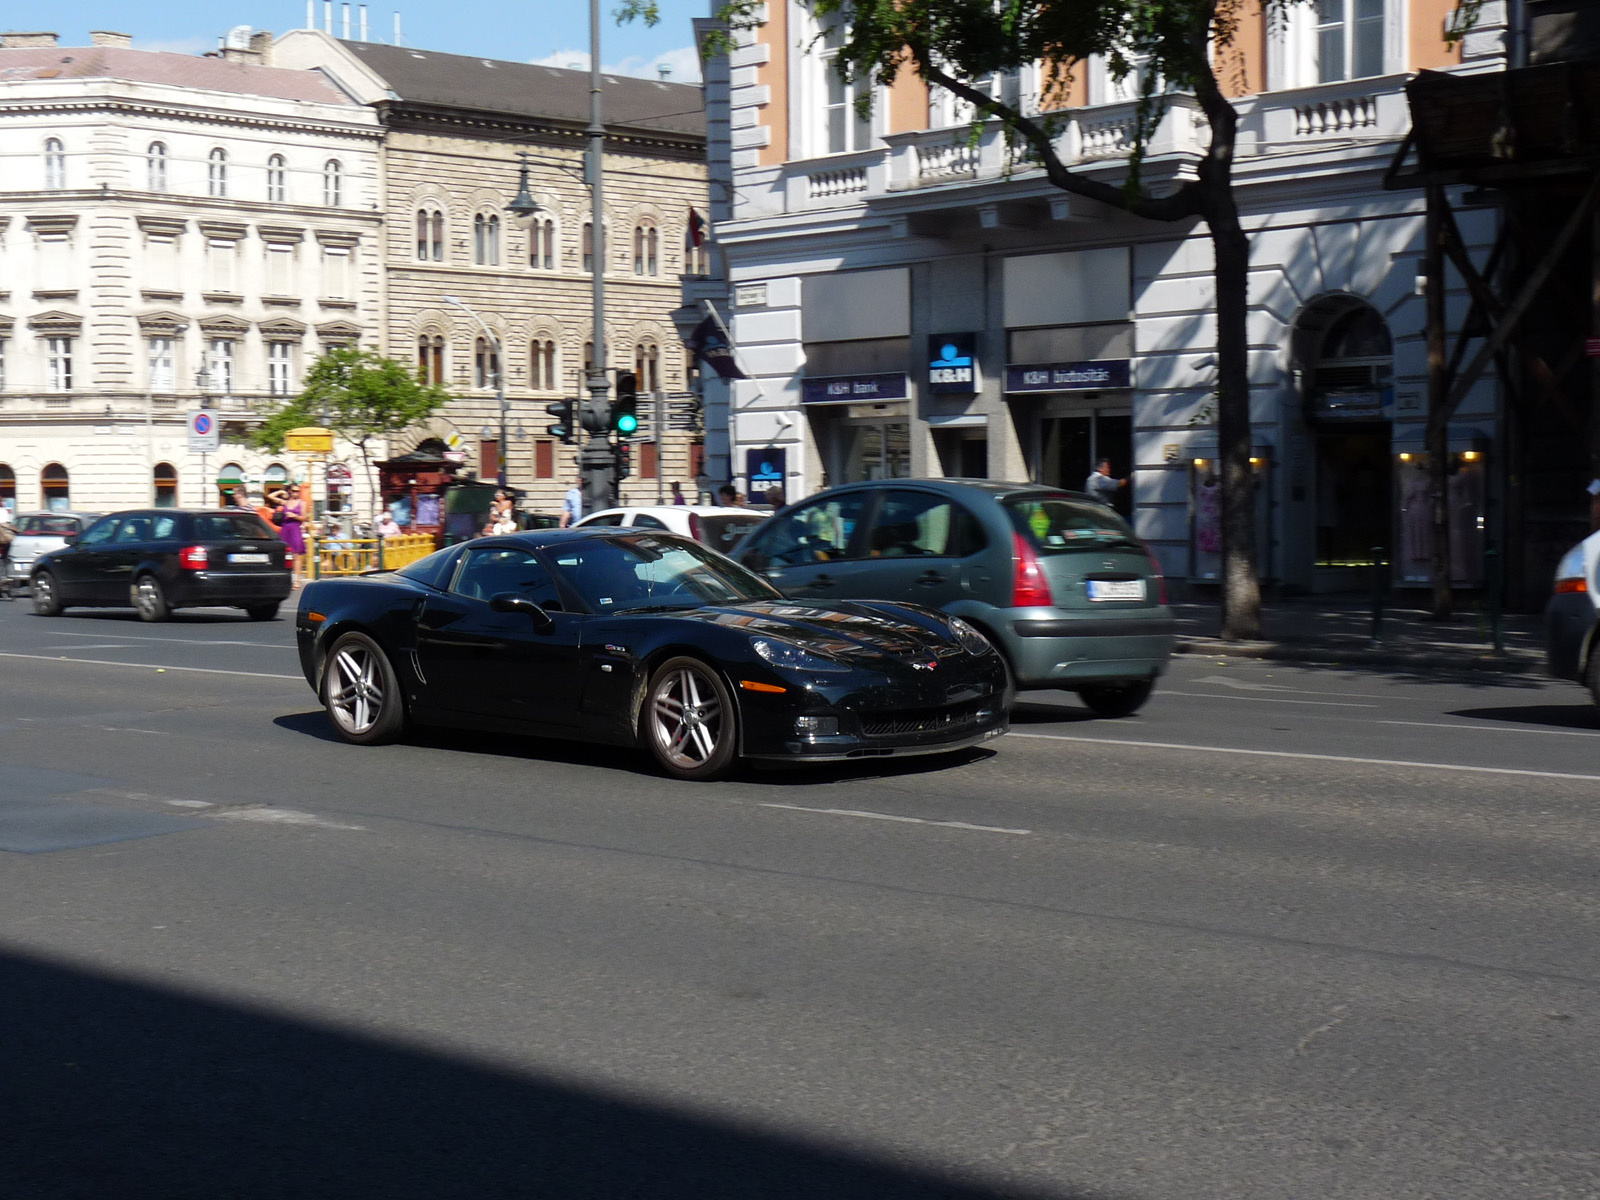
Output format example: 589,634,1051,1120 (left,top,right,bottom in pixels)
285,426,335,454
